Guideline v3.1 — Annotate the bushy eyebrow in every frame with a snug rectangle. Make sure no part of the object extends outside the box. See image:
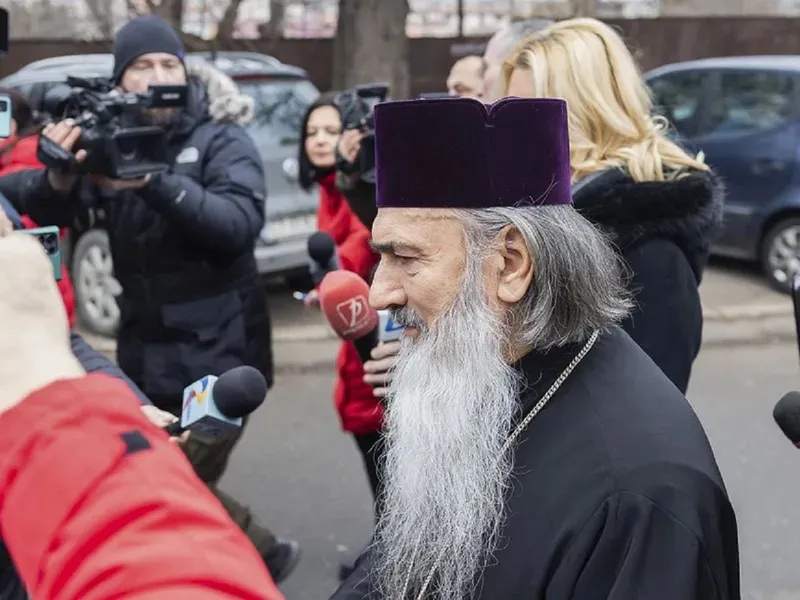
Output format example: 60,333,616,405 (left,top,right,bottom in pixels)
369,240,422,255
